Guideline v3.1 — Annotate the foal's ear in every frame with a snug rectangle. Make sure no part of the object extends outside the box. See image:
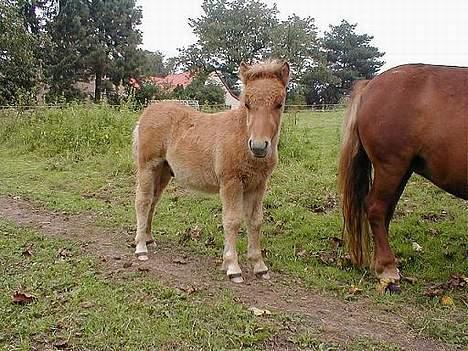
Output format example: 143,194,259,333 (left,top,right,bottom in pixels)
278,62,290,86
239,62,251,83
